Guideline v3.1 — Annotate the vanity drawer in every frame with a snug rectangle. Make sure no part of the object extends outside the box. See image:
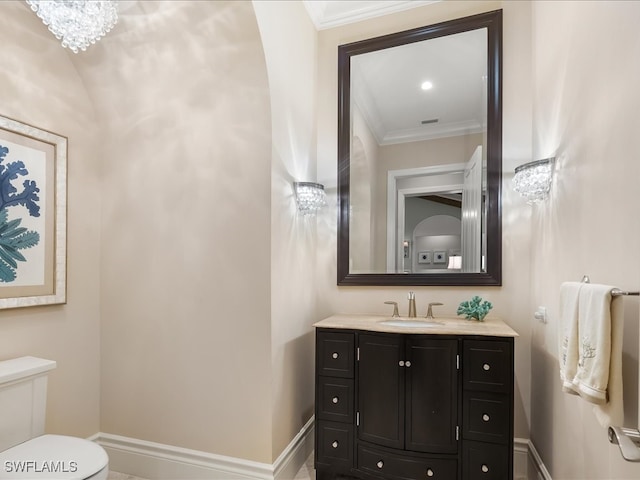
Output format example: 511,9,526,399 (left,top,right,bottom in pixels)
316,421,354,468
462,440,509,480
358,444,457,480
317,376,354,423
463,340,512,393
463,391,510,444
317,330,355,378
